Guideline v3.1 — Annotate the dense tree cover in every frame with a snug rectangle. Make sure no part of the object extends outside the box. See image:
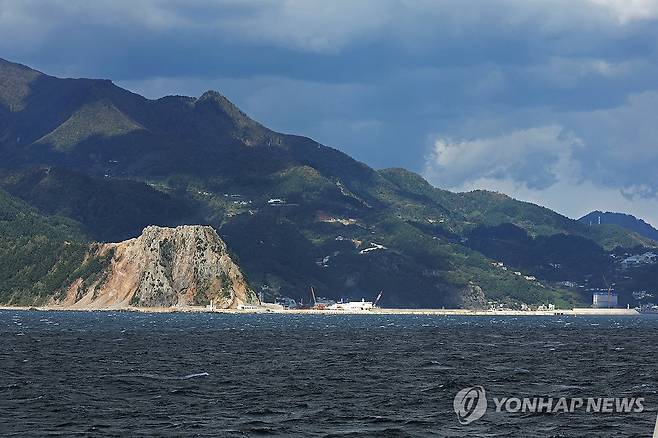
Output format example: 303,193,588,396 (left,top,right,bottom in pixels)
0,167,200,242
0,189,90,305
